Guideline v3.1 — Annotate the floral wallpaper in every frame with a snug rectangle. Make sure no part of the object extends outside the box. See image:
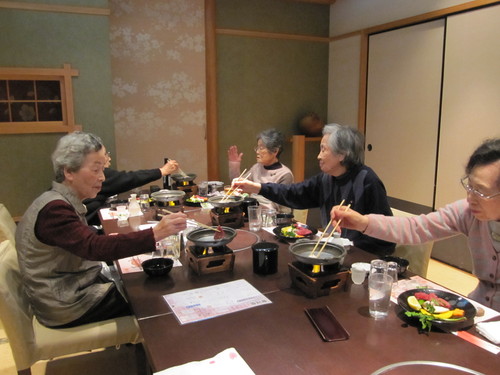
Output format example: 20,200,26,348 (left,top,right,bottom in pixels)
109,0,207,182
